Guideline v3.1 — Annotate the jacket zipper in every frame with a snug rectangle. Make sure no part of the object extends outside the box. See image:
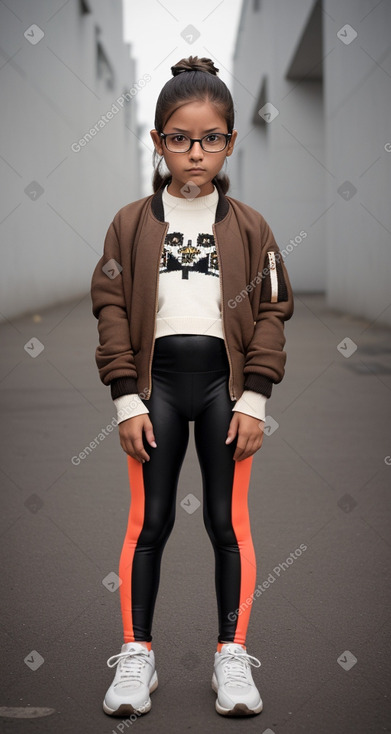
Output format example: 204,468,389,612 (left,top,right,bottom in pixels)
268,251,278,302
212,223,236,400
147,222,169,400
